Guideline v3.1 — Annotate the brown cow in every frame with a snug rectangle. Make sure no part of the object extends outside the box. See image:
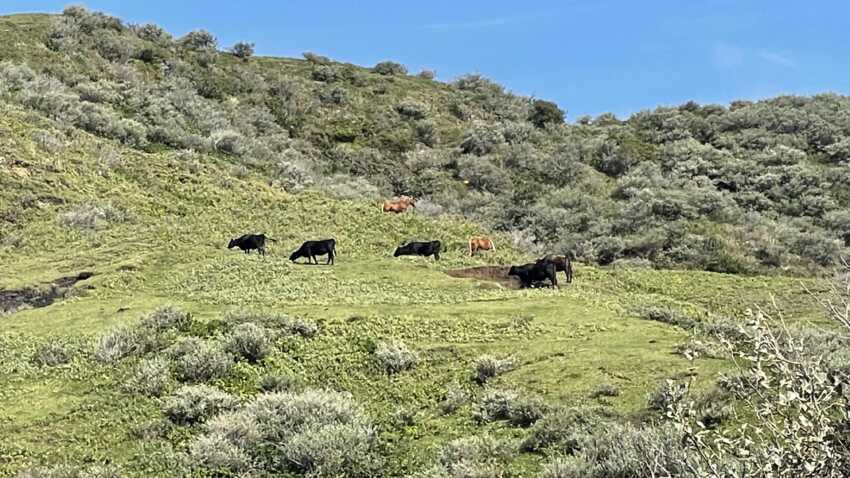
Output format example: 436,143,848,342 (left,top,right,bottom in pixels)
382,196,416,214
538,254,573,283
469,236,495,256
